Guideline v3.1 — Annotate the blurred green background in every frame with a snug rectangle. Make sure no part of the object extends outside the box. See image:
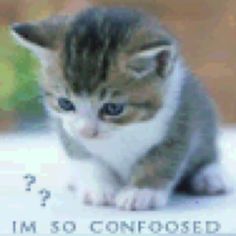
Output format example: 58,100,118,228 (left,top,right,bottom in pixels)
0,27,41,115
0,22,42,132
